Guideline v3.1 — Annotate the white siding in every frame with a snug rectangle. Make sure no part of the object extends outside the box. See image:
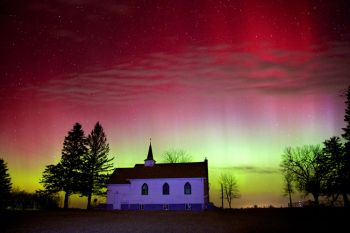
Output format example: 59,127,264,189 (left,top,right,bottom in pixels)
107,184,130,209
107,177,205,209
